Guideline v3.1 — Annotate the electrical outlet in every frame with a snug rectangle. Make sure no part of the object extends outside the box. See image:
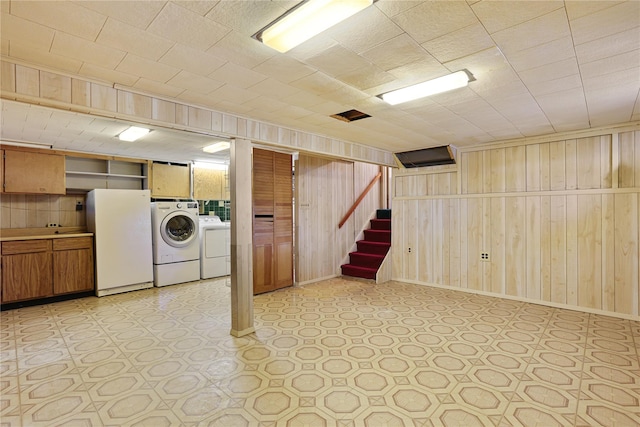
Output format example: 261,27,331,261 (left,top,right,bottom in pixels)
408,247,412,253
76,202,83,211
46,223,58,228
481,252,490,261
